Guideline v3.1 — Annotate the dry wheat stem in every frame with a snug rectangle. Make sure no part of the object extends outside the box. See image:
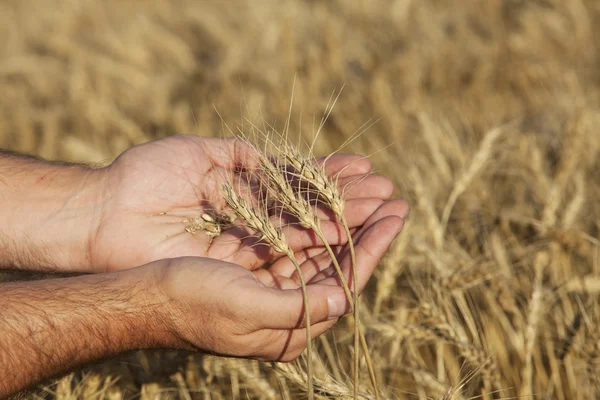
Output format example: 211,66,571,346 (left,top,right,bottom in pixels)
319,335,344,383
222,183,314,400
343,221,361,400
275,362,379,400
310,224,380,400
